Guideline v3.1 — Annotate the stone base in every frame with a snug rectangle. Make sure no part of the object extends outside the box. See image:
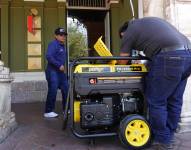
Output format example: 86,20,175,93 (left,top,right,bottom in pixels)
178,116,191,133
178,122,191,133
11,72,63,103
0,112,17,143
